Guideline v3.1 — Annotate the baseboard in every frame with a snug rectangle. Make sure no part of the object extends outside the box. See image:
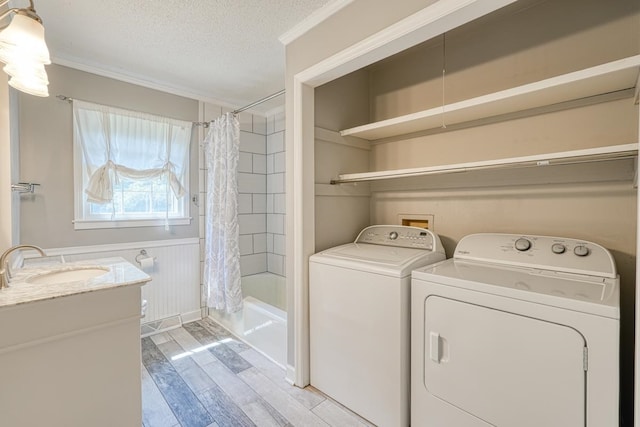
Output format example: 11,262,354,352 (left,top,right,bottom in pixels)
140,309,203,337
140,314,182,337
181,309,203,324
285,364,296,386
